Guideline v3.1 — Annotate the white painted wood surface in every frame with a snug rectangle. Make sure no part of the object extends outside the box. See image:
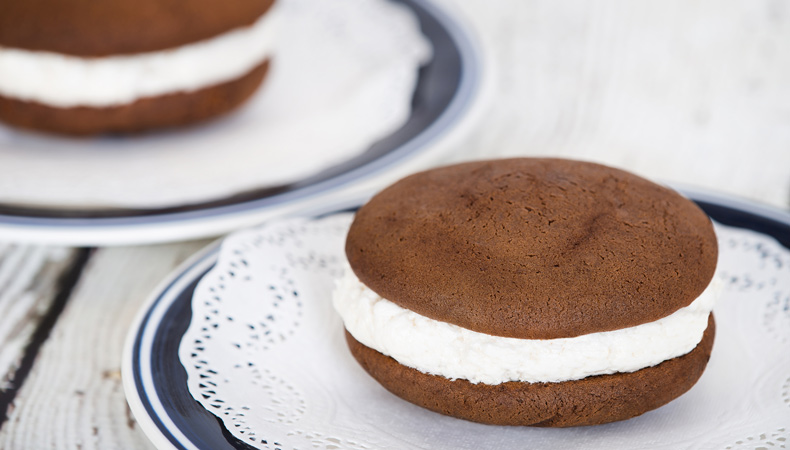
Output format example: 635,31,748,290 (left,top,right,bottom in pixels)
450,0,790,209
0,244,77,389
0,0,788,448
0,241,209,450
